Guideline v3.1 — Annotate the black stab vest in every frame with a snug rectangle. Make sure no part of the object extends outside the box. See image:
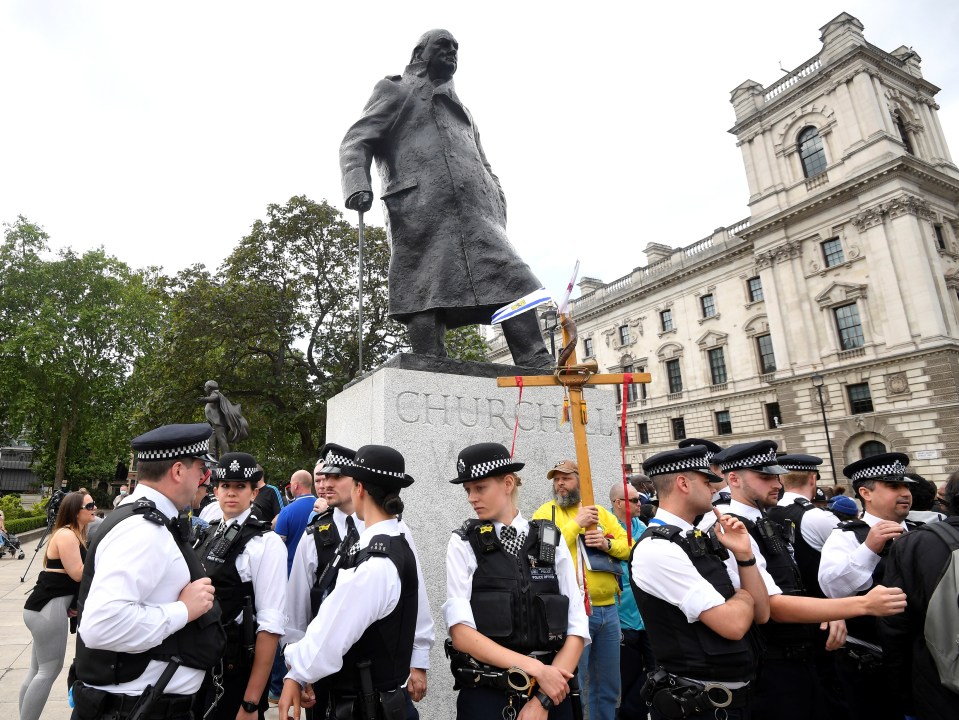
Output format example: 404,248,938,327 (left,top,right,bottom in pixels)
457,519,569,655
75,499,226,685
632,524,759,682
306,510,343,615
840,520,916,645
767,499,827,598
196,516,271,623
726,511,816,648
317,534,417,693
